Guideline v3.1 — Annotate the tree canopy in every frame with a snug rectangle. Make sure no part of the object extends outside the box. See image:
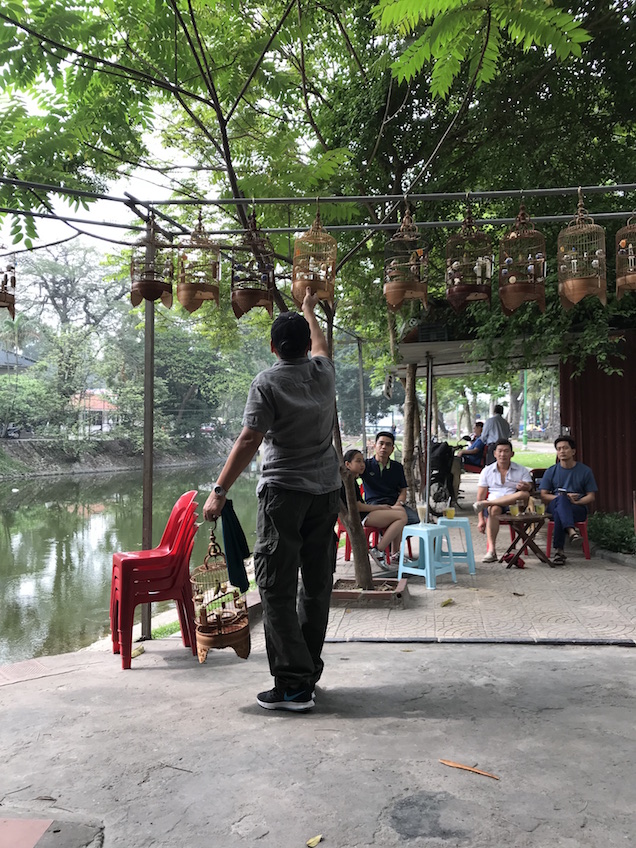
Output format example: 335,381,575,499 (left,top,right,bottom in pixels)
0,0,634,375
